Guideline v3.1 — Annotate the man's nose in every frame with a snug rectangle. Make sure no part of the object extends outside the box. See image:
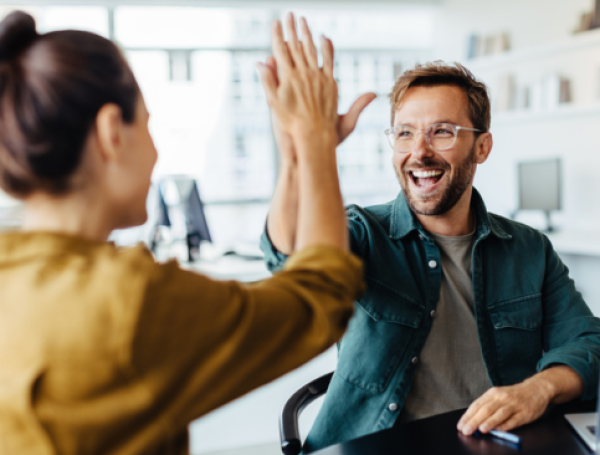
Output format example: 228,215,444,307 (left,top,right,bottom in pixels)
410,131,435,160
